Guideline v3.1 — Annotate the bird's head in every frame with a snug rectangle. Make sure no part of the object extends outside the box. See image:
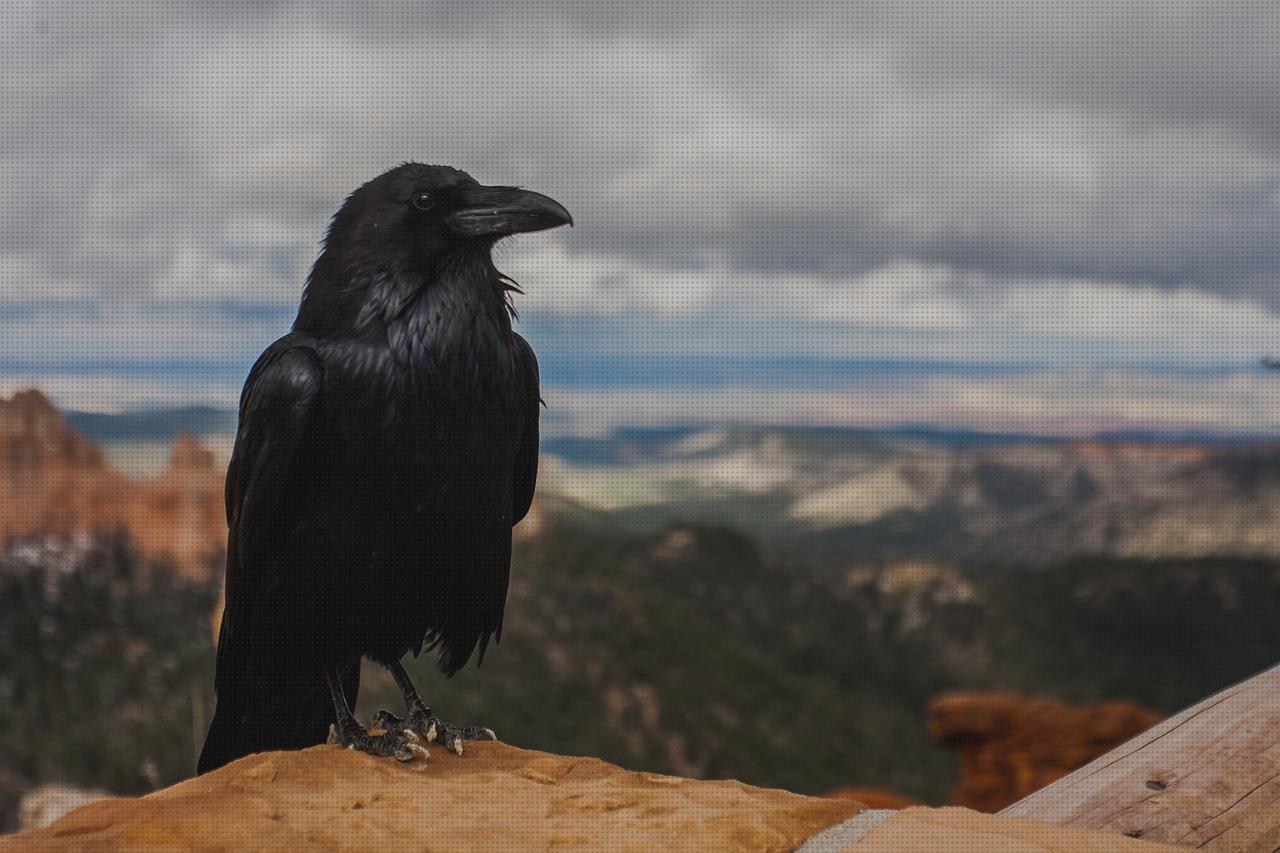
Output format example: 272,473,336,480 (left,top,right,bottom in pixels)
321,163,573,268
297,163,571,336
